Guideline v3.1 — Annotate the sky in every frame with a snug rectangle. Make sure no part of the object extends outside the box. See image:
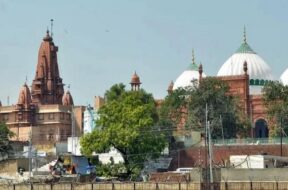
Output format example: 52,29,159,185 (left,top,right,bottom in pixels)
0,0,288,106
